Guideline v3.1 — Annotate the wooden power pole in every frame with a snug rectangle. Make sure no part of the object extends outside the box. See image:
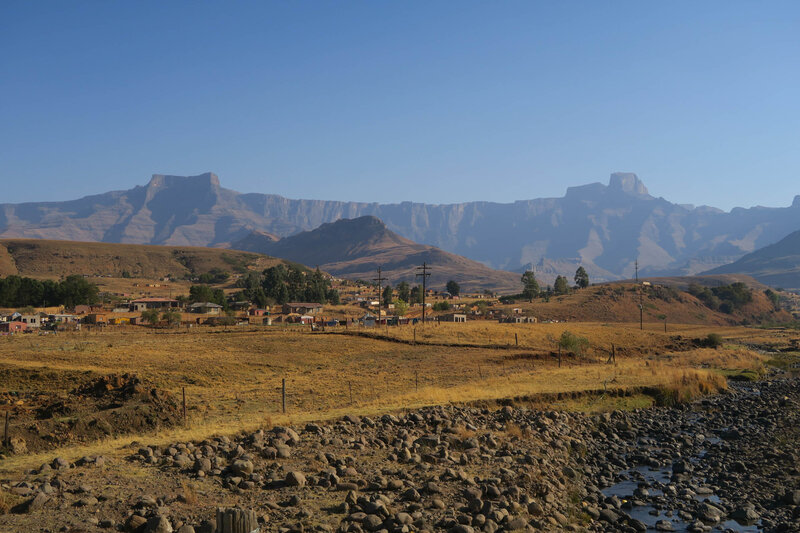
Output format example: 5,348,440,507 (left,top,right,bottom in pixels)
373,267,386,326
416,262,431,326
